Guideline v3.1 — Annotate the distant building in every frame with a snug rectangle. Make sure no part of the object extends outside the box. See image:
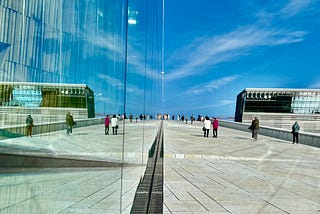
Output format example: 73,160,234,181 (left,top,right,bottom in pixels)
0,82,95,127
235,88,320,133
